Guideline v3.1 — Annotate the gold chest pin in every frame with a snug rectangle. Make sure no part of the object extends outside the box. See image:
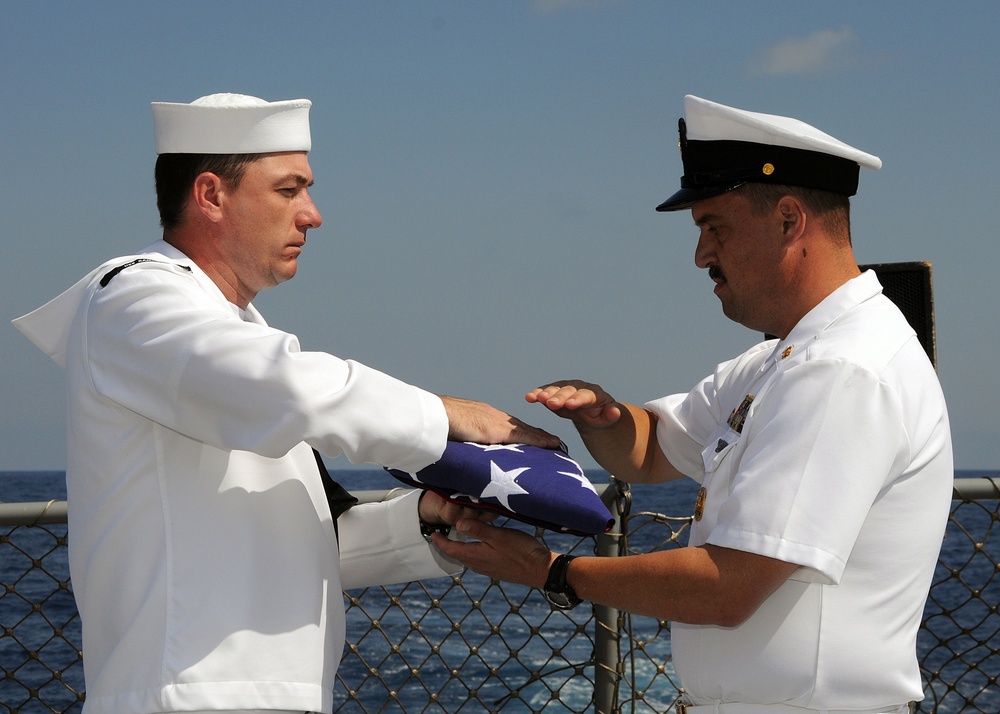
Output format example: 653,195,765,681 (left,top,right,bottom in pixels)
694,486,707,521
